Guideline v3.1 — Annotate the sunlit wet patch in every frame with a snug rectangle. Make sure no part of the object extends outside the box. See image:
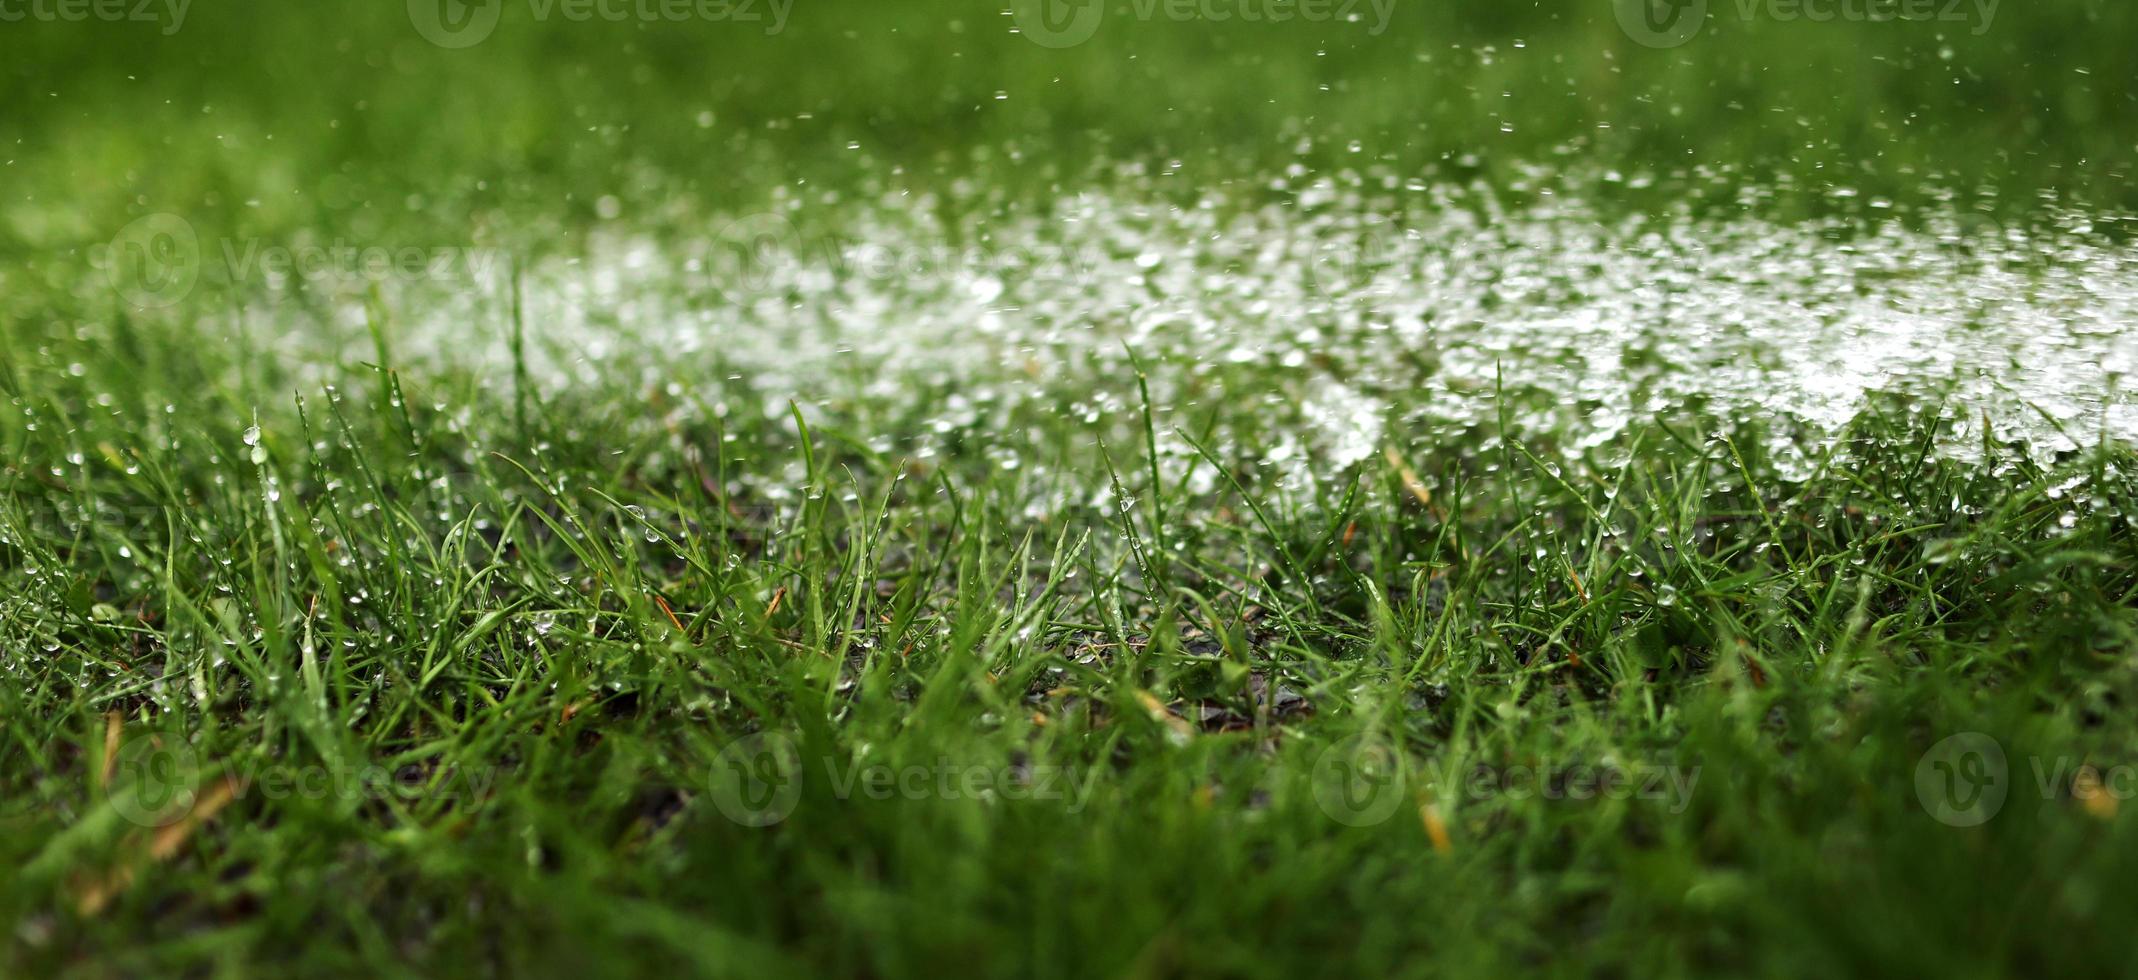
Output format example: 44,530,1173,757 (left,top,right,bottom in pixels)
257,175,2134,494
